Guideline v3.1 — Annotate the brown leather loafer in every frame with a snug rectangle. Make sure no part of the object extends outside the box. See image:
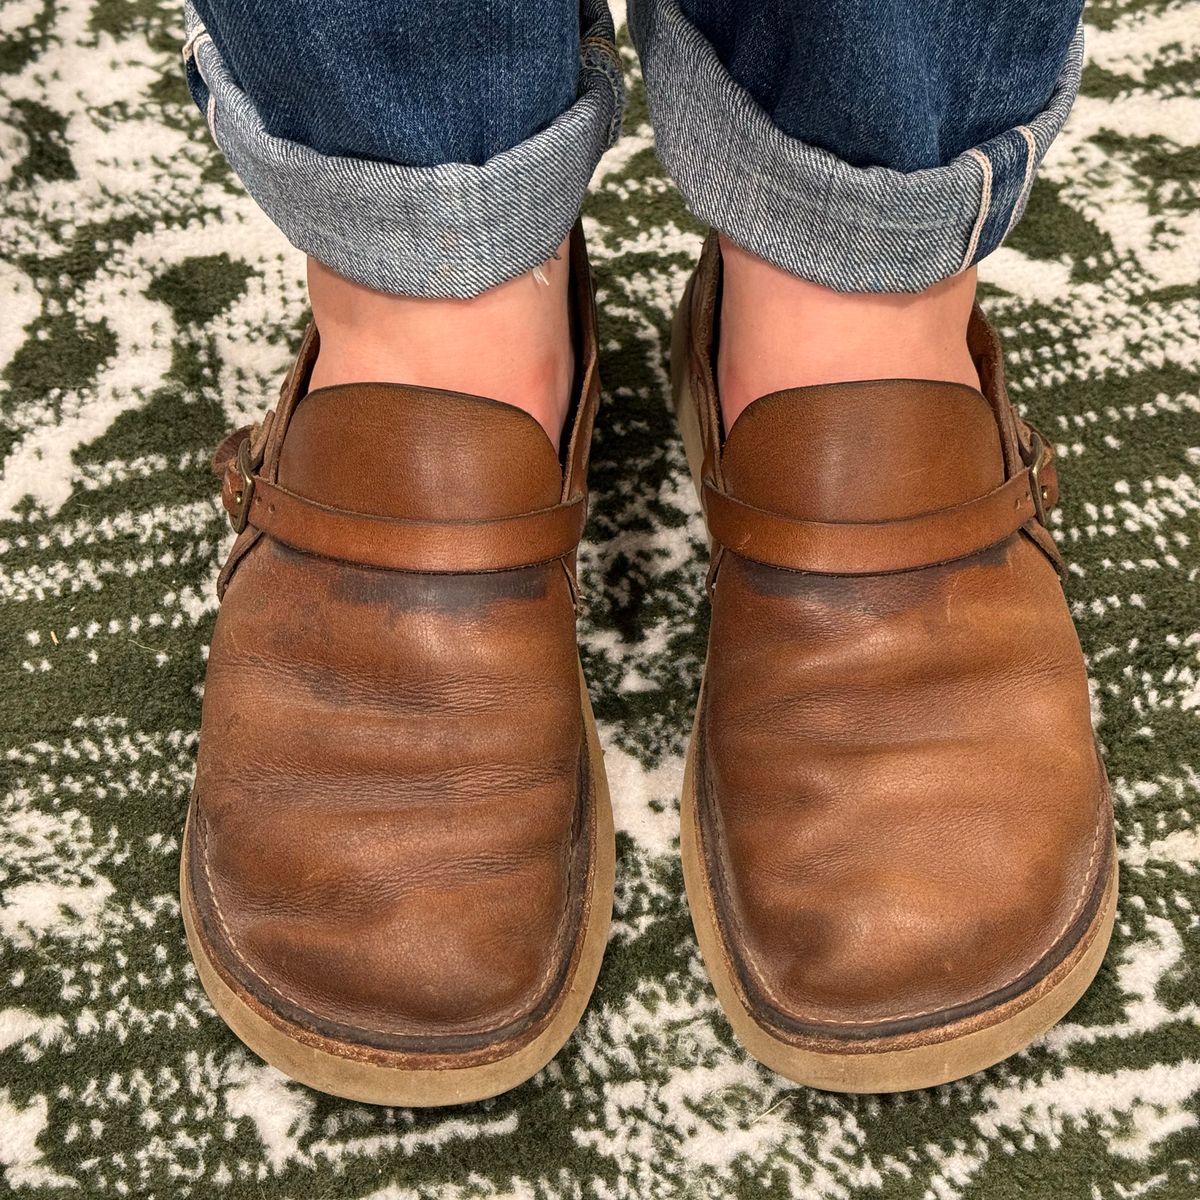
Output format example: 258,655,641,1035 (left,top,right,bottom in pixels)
181,228,614,1106
673,234,1117,1093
